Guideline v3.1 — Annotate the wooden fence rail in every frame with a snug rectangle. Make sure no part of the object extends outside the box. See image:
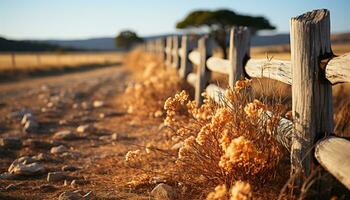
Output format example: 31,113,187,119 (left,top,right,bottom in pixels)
143,9,350,190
